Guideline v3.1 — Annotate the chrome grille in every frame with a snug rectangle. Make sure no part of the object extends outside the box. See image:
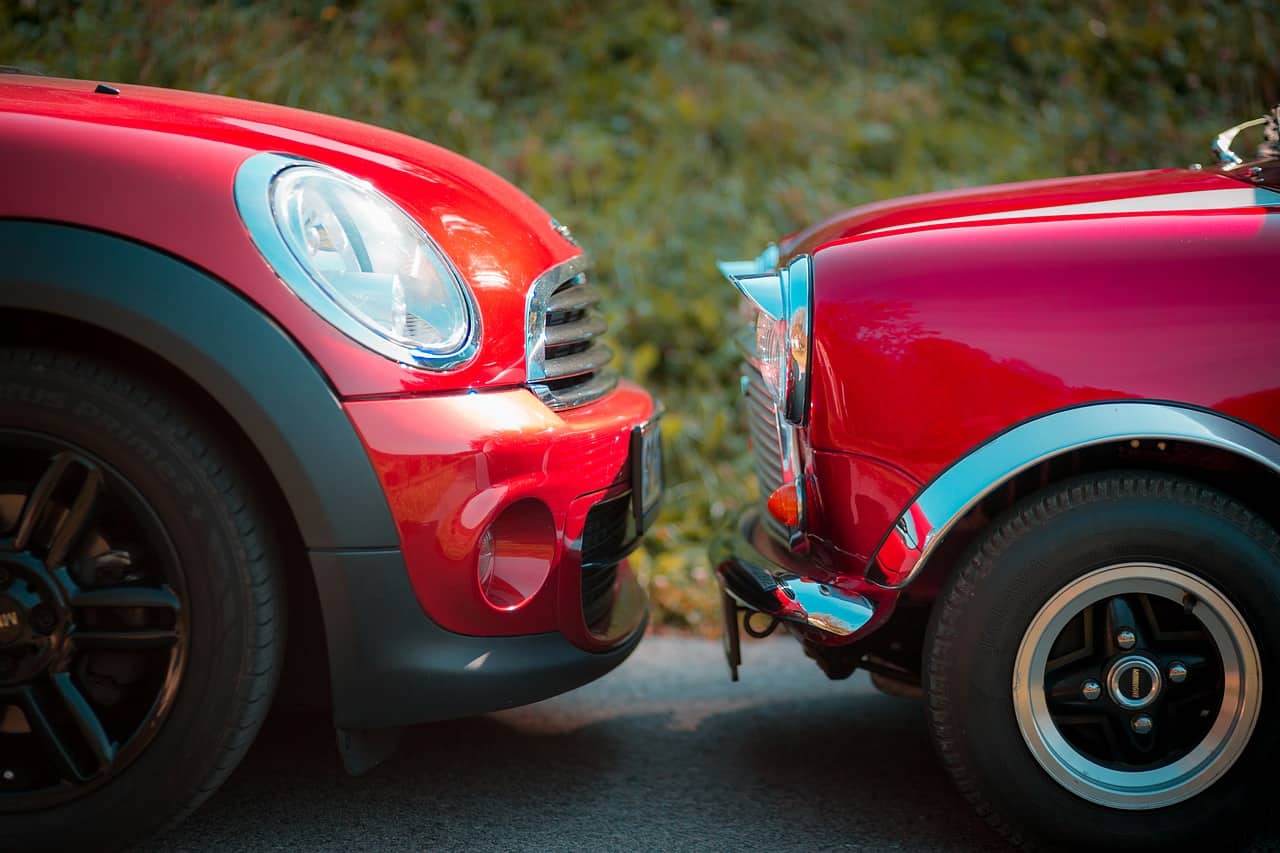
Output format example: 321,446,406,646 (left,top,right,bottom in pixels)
527,258,618,409
743,366,785,502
